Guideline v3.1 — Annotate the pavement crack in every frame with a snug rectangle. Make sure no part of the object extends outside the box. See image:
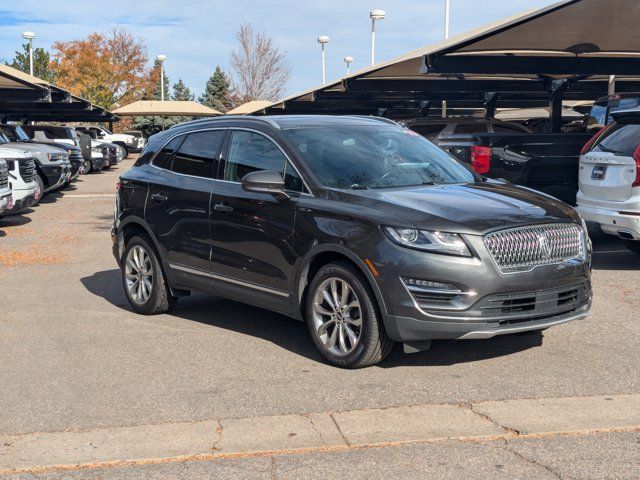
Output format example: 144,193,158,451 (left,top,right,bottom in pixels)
268,456,278,480
211,420,223,451
500,438,567,480
468,403,521,436
329,413,351,447
304,414,326,445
